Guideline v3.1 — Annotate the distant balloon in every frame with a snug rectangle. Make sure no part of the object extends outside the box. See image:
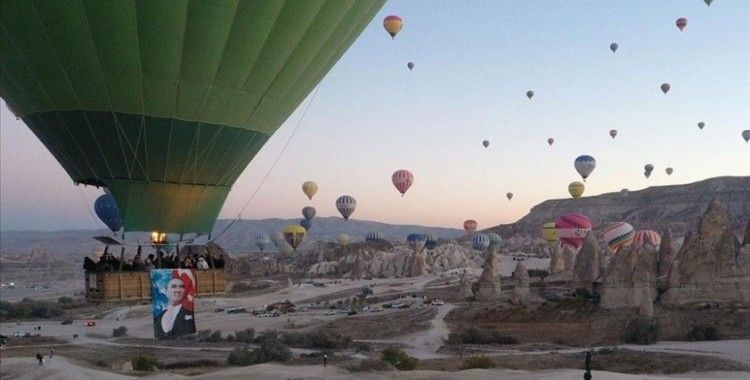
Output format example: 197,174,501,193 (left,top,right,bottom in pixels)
383,15,403,39
633,230,661,248
302,181,318,200
472,233,490,251
463,220,478,234
486,233,502,249
366,231,383,242
407,233,426,252
743,130,750,142
337,233,350,246
568,181,585,198
660,83,671,94
282,225,306,250
555,213,593,250
300,219,312,231
336,195,357,220
697,122,705,130
644,164,654,173
407,62,414,70
609,129,618,139
483,140,490,148
666,167,674,175
610,43,619,52
271,232,286,249
574,155,596,181
423,234,438,250
676,18,687,31
542,222,558,243
392,170,414,196
255,234,271,253
547,138,555,146
602,222,635,253
526,90,534,99
94,194,123,233
644,171,652,179
506,192,513,201
302,206,316,221
621,188,629,197
704,0,714,6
